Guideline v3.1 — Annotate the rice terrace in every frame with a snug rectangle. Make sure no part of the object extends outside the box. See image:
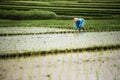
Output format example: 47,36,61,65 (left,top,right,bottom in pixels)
0,0,120,80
